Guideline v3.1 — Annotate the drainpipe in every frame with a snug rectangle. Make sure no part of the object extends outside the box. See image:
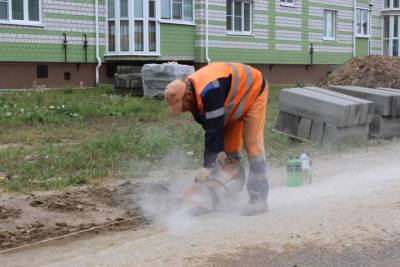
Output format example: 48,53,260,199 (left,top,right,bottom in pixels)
205,0,211,64
353,0,357,57
95,0,102,86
